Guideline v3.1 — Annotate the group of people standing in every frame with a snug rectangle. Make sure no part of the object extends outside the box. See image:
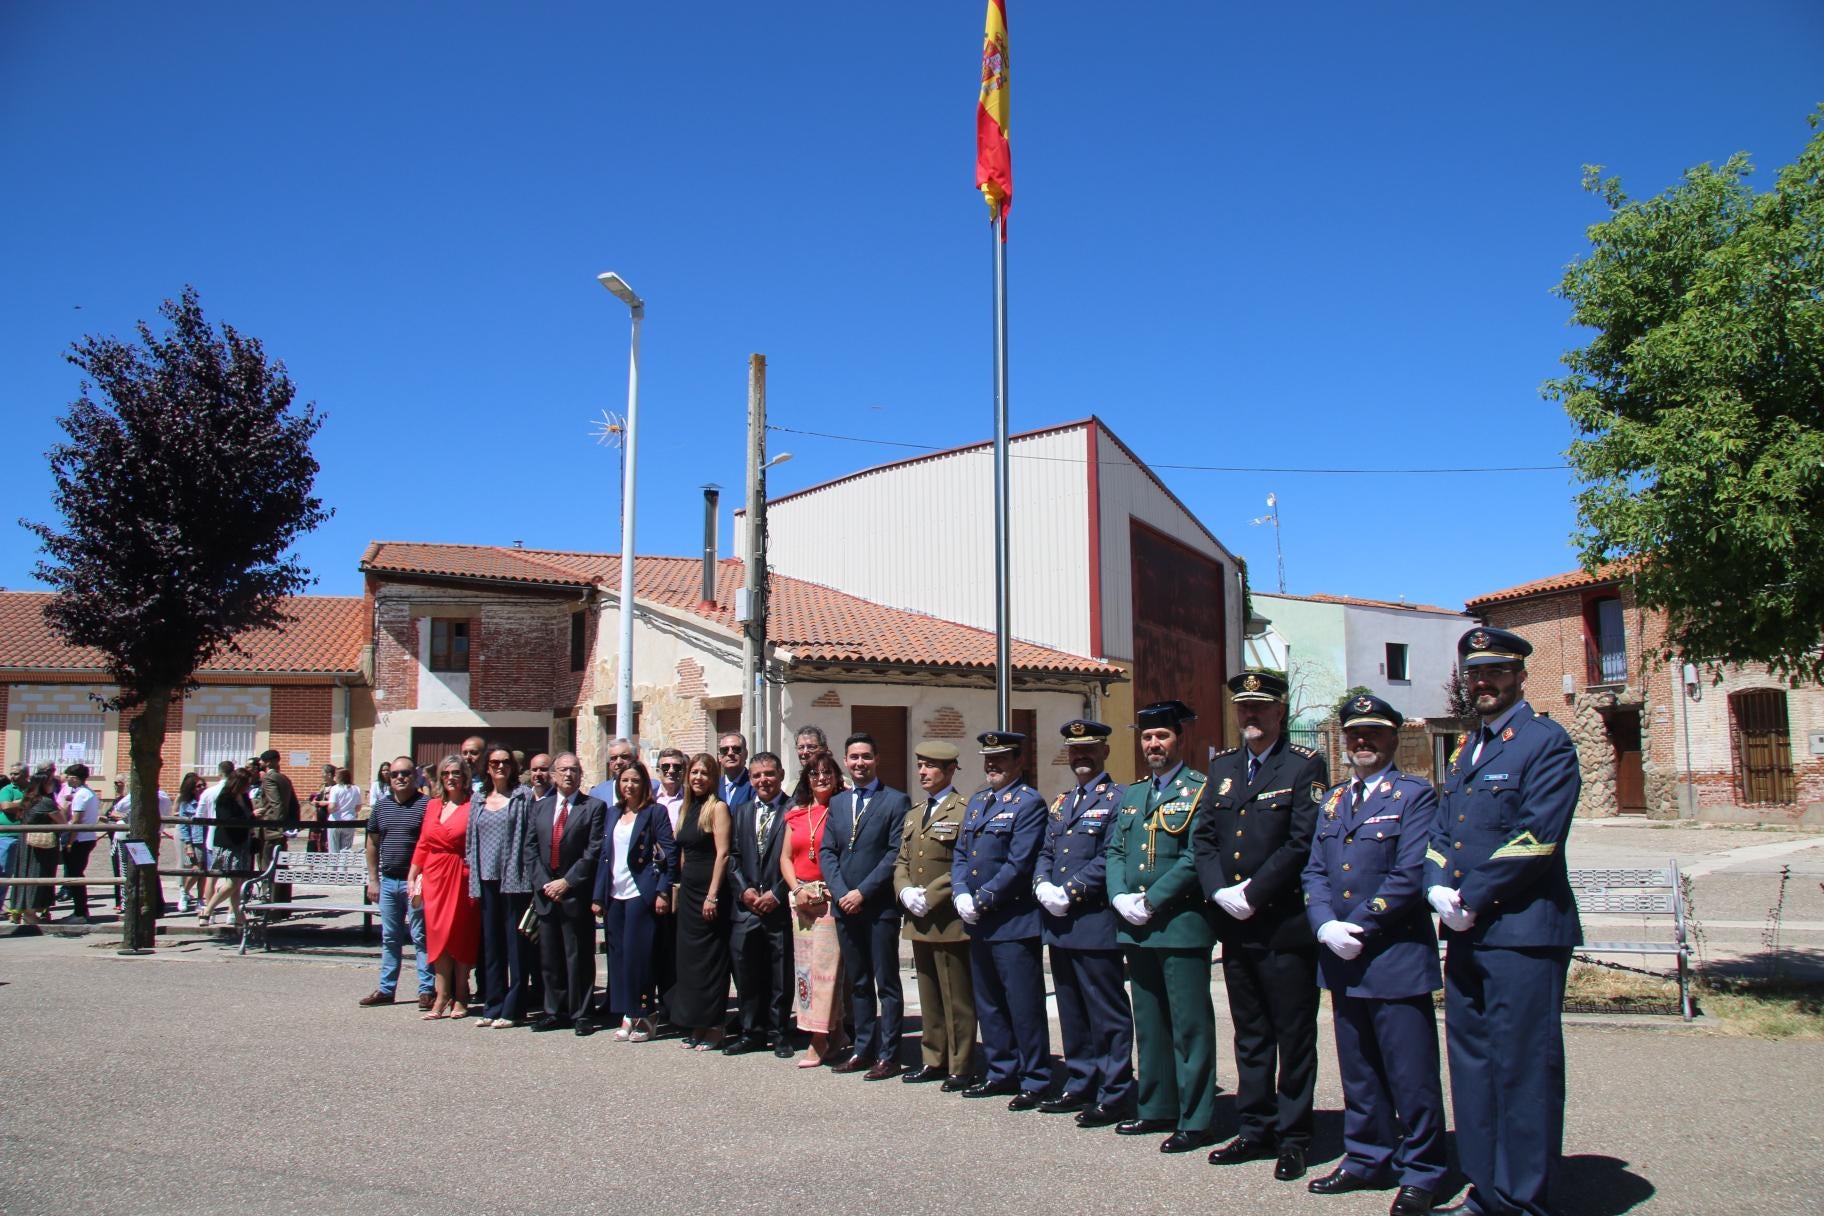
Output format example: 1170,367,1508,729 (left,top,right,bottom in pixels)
341,622,1576,1216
